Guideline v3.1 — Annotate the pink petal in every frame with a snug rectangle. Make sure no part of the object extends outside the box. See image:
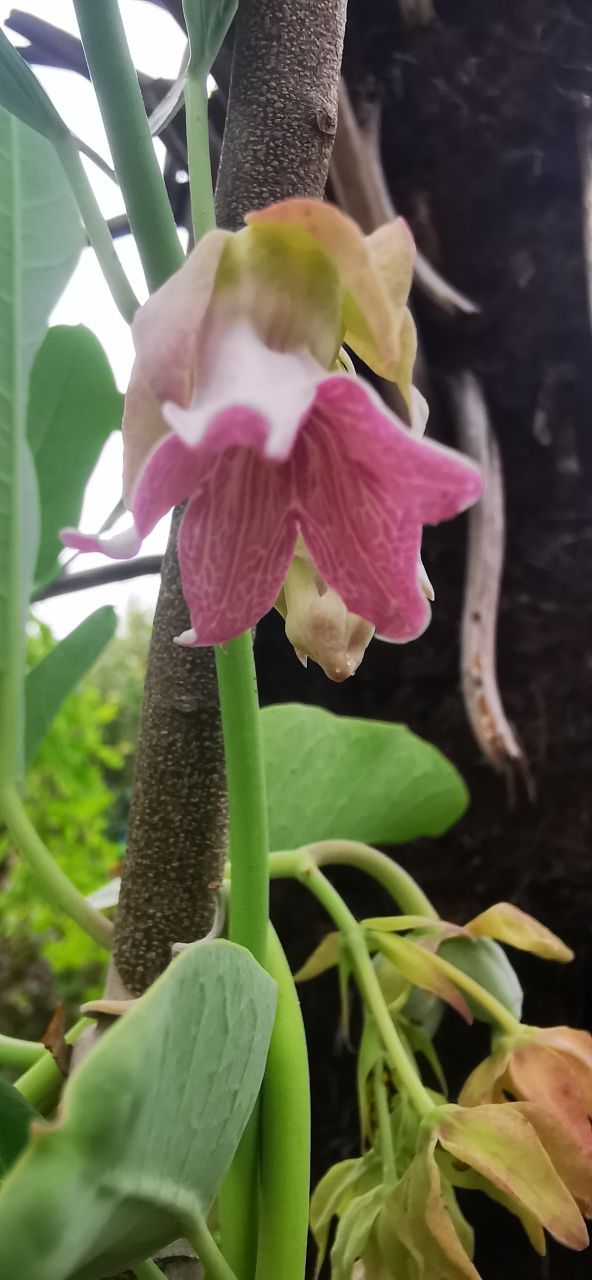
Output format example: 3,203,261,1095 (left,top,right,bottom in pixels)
122,363,168,506
60,524,142,560
132,228,231,407
131,433,217,539
161,318,322,462
176,449,298,645
296,376,482,642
